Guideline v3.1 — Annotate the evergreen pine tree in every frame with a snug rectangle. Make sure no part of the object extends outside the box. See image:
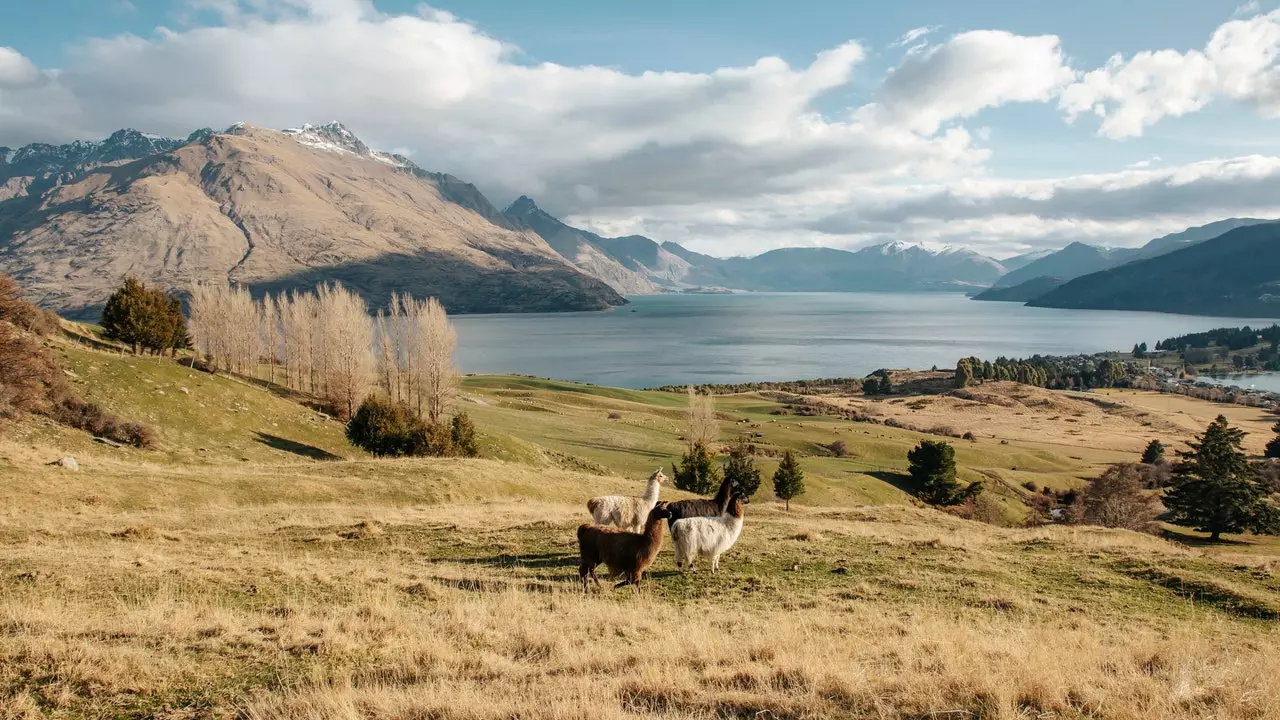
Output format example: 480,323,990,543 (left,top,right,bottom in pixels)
1140,439,1166,465
1265,420,1280,460
1164,416,1280,541
100,277,151,353
450,411,479,457
954,358,975,388
772,450,805,510
724,437,762,497
907,439,981,506
675,441,721,495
